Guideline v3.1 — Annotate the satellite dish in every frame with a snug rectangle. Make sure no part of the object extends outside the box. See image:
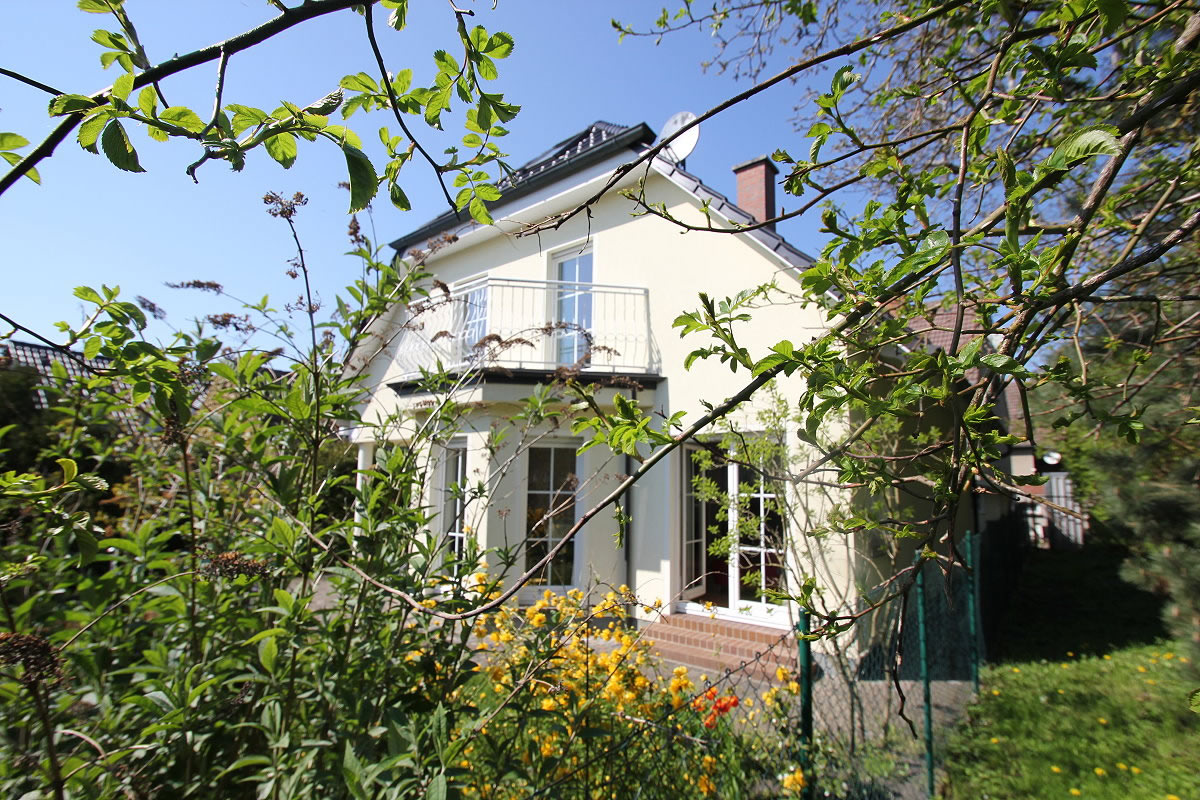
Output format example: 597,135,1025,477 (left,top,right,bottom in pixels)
658,111,699,165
